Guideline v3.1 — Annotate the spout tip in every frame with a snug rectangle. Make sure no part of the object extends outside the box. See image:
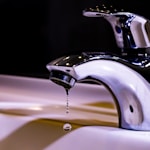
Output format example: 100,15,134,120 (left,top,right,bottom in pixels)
49,70,76,89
